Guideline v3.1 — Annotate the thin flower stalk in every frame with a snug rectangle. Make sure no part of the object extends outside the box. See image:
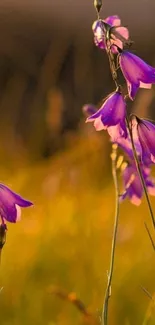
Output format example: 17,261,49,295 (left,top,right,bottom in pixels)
144,222,155,251
102,144,120,325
